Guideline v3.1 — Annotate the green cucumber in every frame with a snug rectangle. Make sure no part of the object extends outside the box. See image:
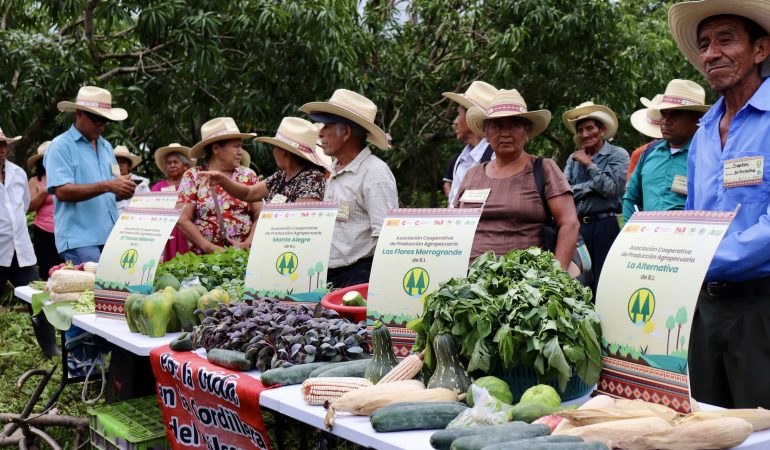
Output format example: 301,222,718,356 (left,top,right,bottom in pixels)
450,423,550,450
507,402,573,423
206,348,254,371
370,402,468,432
430,422,534,450
260,362,330,386
310,359,370,378
169,332,193,352
481,441,606,450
